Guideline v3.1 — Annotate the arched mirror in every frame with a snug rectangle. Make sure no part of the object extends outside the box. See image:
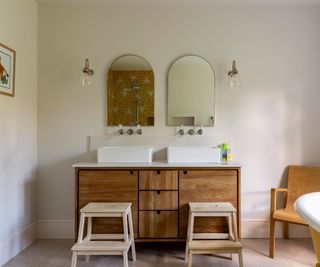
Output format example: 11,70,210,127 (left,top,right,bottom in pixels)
167,55,215,126
107,55,154,126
